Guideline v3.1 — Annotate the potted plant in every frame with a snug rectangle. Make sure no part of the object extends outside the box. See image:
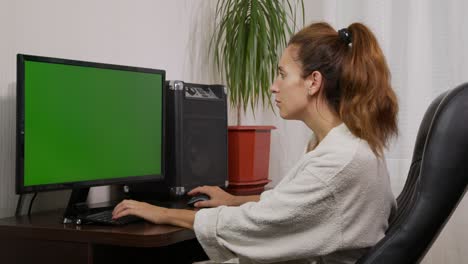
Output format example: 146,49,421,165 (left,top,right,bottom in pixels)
211,0,304,195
